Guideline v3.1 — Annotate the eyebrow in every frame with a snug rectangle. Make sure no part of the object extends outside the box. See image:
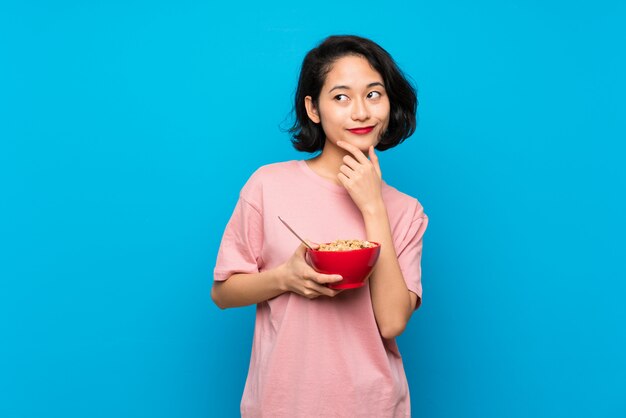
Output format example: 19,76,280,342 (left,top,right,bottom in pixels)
328,82,385,93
